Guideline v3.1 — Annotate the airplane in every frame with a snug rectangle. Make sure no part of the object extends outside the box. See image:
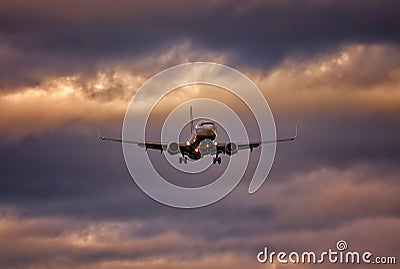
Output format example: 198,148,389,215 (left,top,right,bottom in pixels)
99,107,297,164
